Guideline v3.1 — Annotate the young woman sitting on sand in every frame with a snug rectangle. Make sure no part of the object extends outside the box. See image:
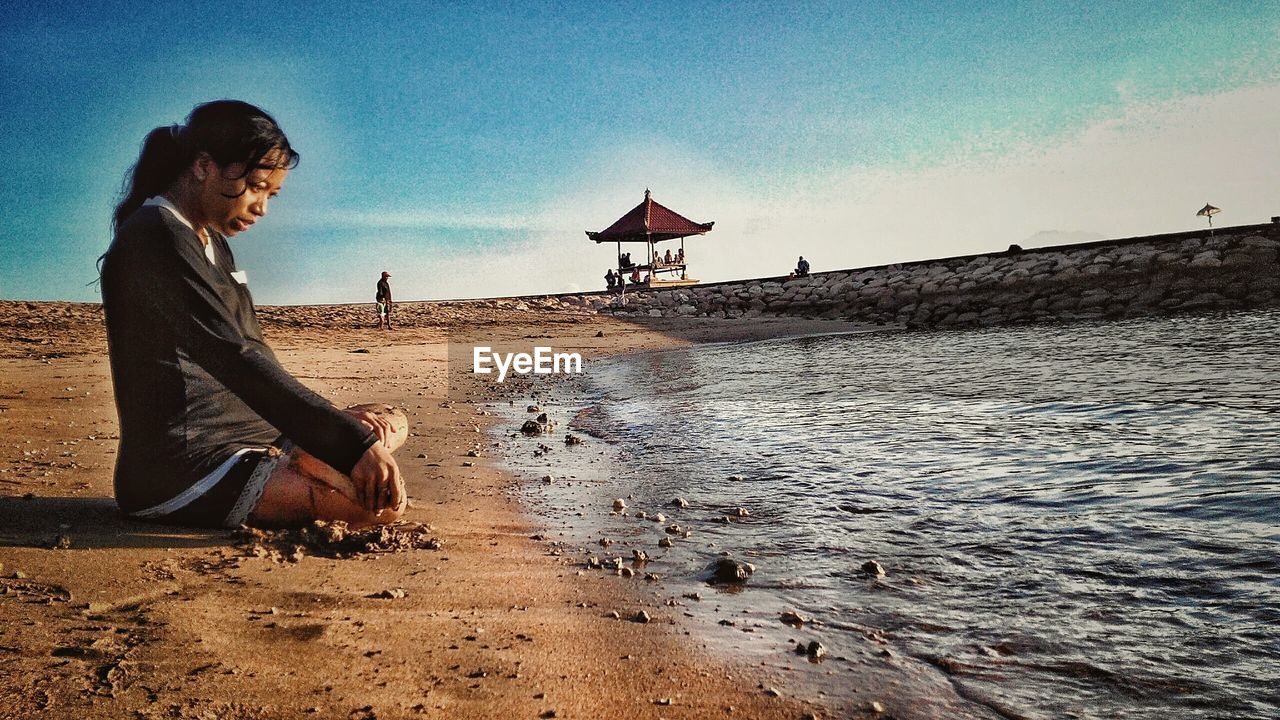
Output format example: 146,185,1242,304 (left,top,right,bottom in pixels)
100,100,407,529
